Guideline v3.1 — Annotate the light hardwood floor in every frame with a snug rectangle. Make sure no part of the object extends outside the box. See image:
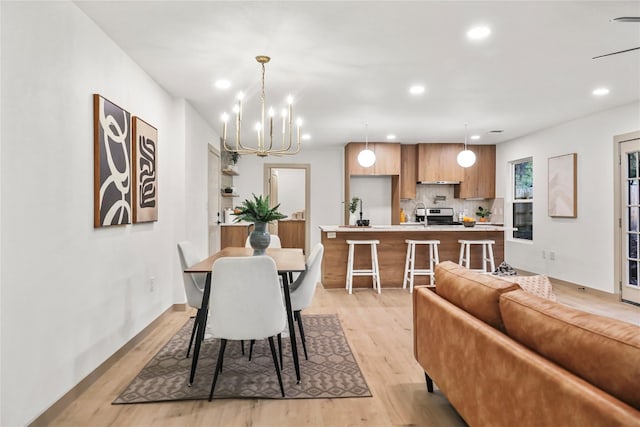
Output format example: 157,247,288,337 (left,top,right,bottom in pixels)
49,282,638,427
